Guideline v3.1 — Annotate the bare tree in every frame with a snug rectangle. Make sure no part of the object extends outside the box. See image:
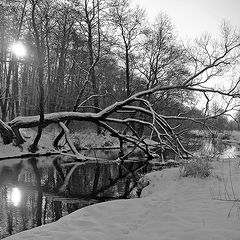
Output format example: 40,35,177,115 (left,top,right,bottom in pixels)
139,14,189,90
0,0,27,121
109,0,145,97
28,0,46,152
0,8,240,162
48,4,74,112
